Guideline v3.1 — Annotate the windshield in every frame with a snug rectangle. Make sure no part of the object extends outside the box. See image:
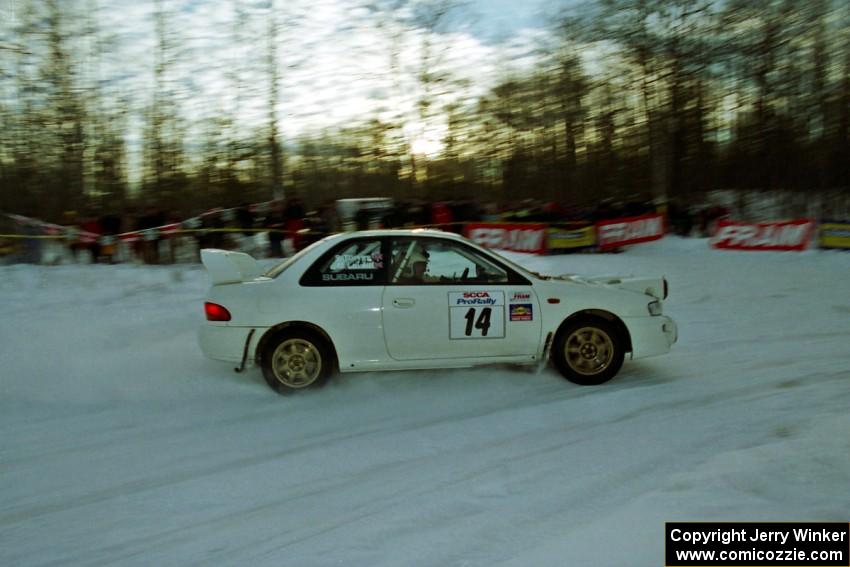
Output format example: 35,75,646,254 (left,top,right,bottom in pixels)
472,243,544,281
